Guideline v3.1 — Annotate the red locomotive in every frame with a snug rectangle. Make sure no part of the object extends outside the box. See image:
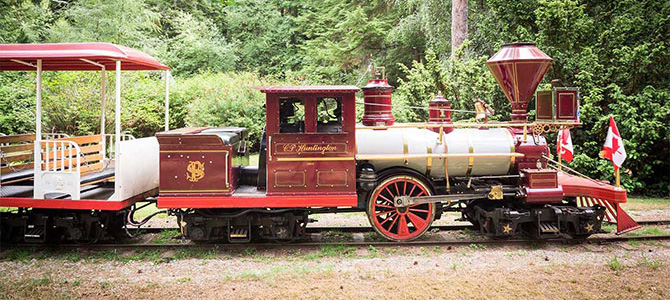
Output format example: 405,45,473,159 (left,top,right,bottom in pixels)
0,42,636,243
